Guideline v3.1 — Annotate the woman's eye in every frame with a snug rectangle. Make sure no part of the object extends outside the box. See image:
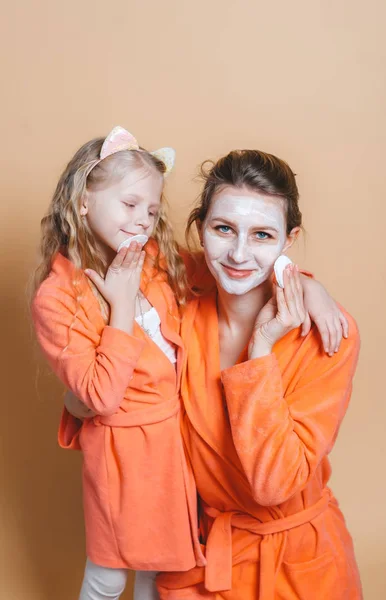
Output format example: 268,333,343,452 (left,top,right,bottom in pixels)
255,231,271,240
216,225,232,234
